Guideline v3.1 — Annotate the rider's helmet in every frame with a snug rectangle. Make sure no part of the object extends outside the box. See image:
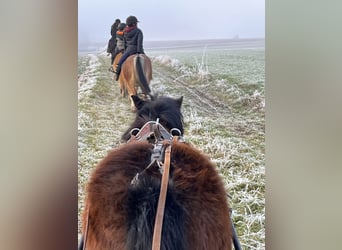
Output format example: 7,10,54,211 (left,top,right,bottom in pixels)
126,16,138,26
